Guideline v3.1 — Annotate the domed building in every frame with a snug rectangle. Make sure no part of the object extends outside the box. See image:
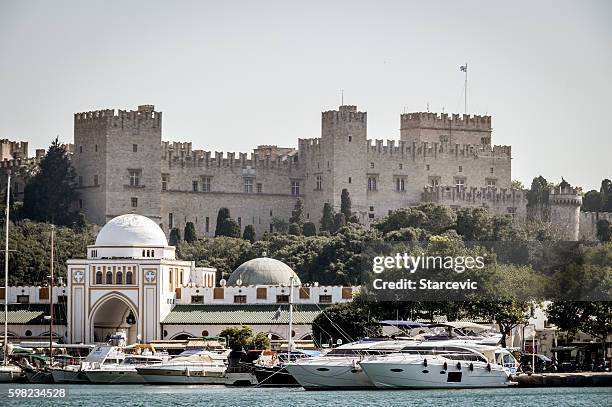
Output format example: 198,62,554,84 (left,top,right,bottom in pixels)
67,214,216,344
227,257,301,286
